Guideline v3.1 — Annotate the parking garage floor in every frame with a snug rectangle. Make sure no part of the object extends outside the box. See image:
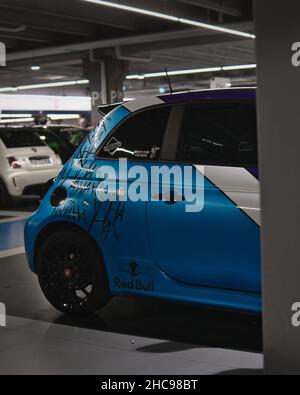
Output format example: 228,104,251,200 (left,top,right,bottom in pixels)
0,206,263,375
